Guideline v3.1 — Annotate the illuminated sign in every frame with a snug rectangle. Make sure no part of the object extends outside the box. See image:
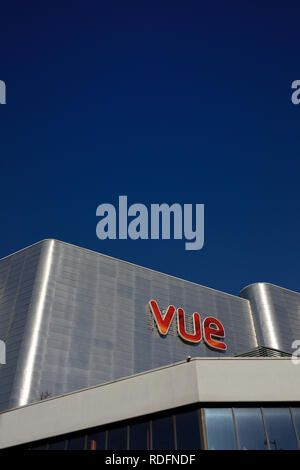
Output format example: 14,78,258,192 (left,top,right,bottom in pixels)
149,299,226,351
